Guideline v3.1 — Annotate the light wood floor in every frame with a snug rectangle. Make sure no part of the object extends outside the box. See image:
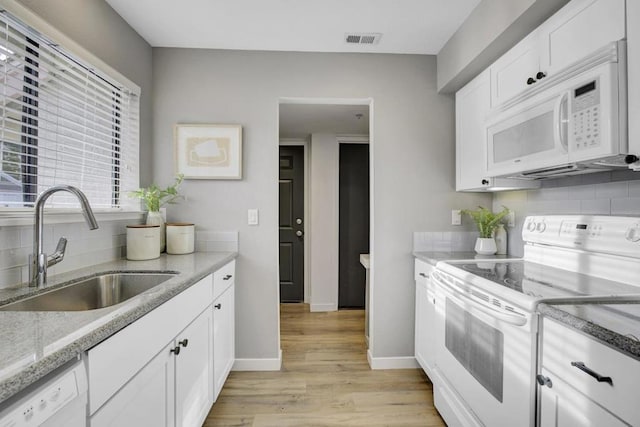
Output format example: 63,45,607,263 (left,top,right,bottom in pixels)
204,303,446,426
